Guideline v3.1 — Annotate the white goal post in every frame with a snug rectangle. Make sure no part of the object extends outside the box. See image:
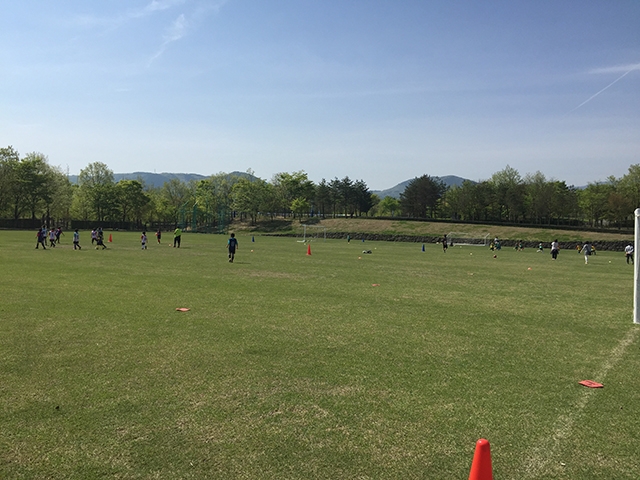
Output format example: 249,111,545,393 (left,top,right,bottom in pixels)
297,224,327,242
446,232,491,247
634,208,640,324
